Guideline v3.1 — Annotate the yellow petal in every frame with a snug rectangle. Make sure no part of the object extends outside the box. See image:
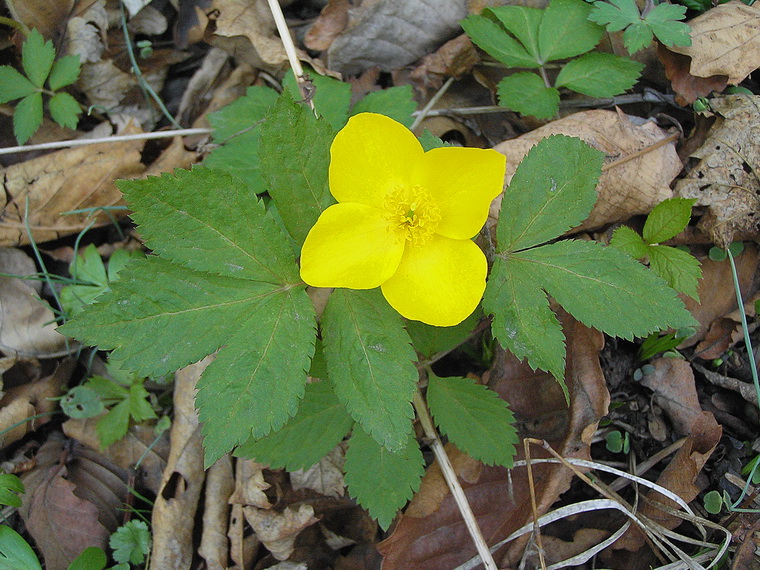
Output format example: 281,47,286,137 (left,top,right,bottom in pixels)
330,113,424,209
417,147,506,239
380,235,487,327
300,203,405,289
